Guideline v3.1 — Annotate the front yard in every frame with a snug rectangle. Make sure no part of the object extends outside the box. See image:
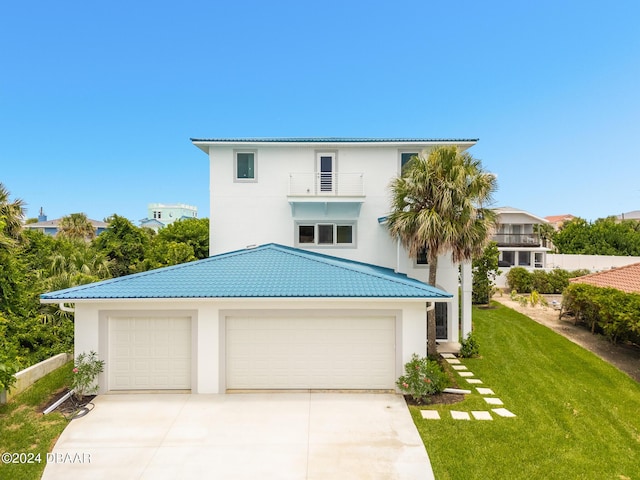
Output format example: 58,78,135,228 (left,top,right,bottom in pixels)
0,362,72,480
412,303,640,480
